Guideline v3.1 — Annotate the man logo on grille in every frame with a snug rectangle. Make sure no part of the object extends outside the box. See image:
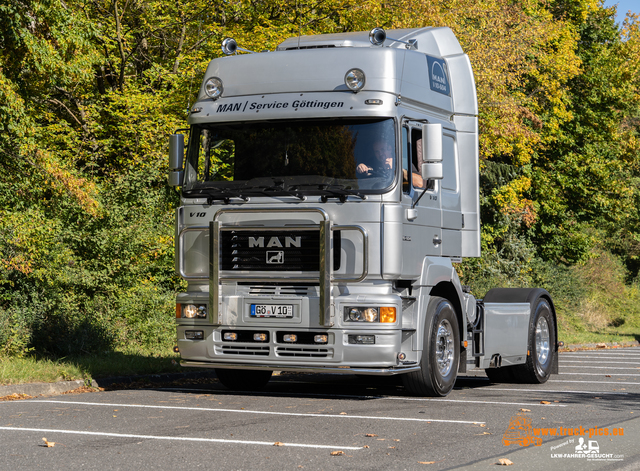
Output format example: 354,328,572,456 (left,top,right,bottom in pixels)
267,251,284,264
